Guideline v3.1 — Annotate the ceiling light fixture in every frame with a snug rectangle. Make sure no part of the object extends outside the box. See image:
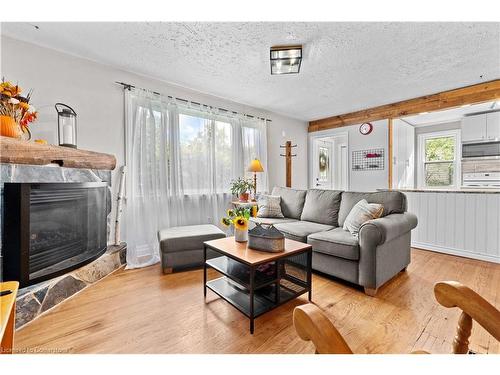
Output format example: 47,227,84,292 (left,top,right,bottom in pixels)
270,45,302,75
